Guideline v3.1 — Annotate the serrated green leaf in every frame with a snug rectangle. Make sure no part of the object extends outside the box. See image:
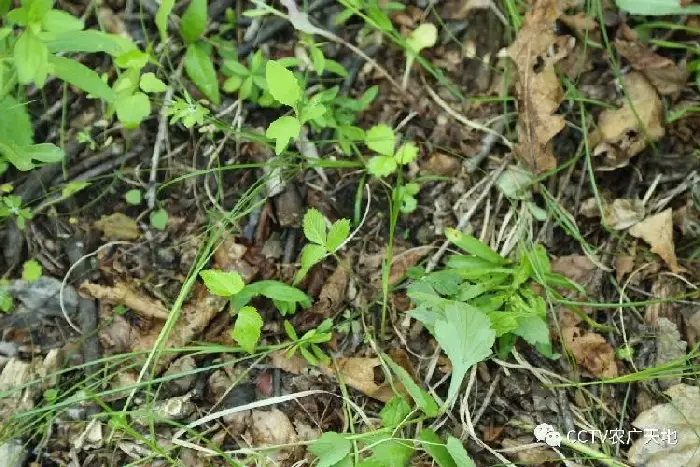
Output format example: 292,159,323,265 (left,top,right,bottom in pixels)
295,243,327,284
181,0,207,43
156,0,175,43
385,354,438,417
366,124,395,156
41,9,84,32
394,142,418,165
299,101,326,124
0,96,33,147
125,189,141,205
380,396,411,427
445,228,504,265
326,219,350,253
49,56,116,102
513,315,549,347
231,306,262,353
1,142,63,171
22,259,42,281
420,429,456,467
303,208,326,245
309,432,352,467
115,49,149,69
231,280,311,312
200,269,245,297
486,311,519,337
139,72,168,93
367,155,397,177
265,60,301,107
149,208,168,230
115,92,151,128
266,115,300,155
14,29,48,86
446,437,475,467
435,304,494,405
184,42,220,105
